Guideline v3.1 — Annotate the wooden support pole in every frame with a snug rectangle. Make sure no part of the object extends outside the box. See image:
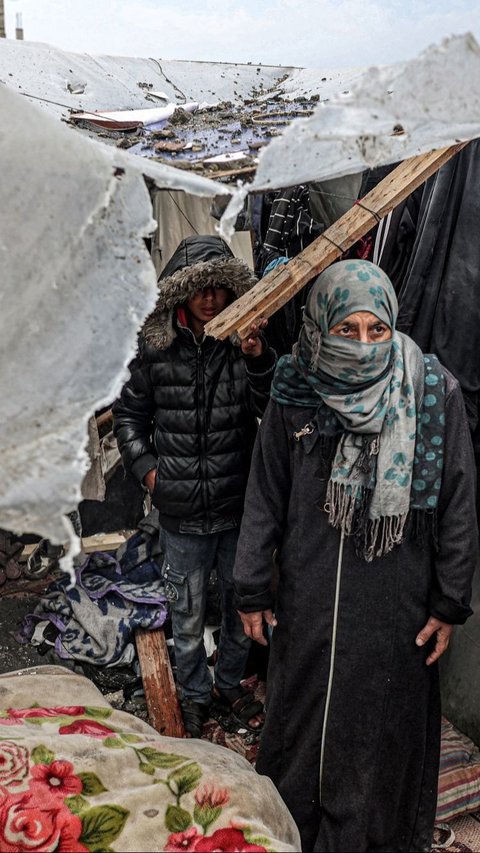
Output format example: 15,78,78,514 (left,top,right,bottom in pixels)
205,142,468,341
135,627,185,738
